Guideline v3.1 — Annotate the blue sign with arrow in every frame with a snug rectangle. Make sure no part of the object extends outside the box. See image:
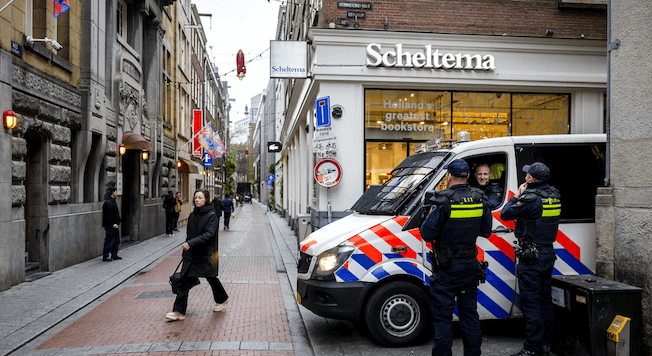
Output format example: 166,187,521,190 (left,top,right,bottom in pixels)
203,153,212,167
267,174,275,188
315,96,331,128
